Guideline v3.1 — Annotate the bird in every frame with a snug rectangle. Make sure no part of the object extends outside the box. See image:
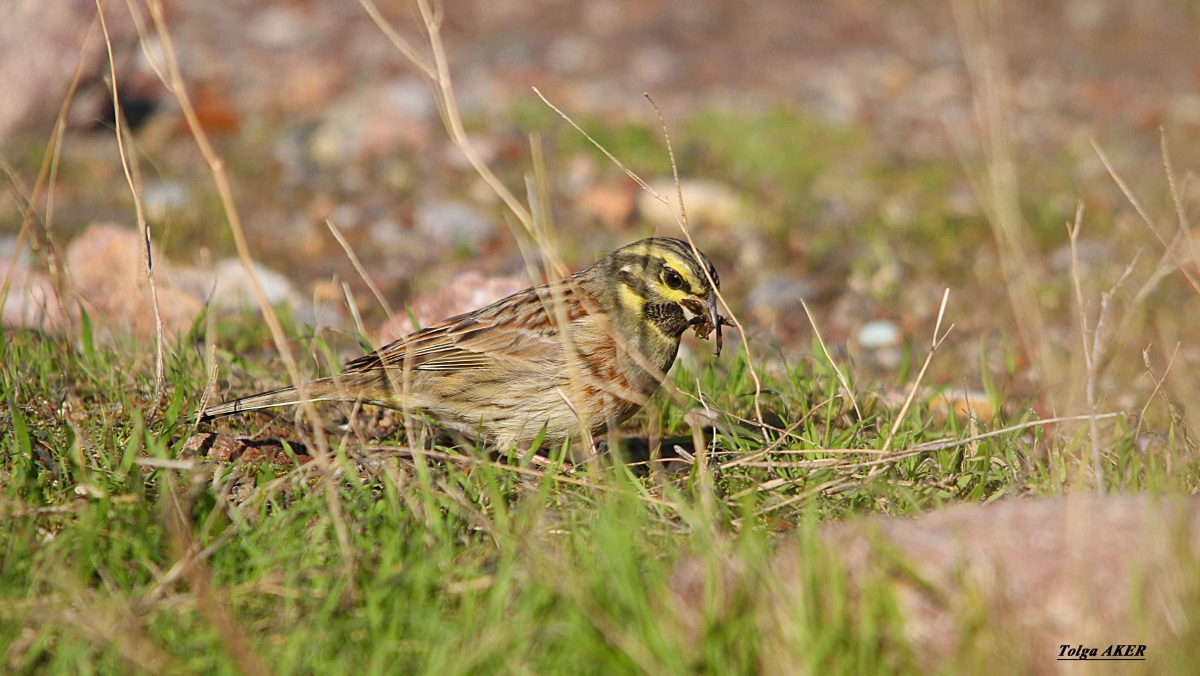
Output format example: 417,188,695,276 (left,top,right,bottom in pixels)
200,237,730,451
